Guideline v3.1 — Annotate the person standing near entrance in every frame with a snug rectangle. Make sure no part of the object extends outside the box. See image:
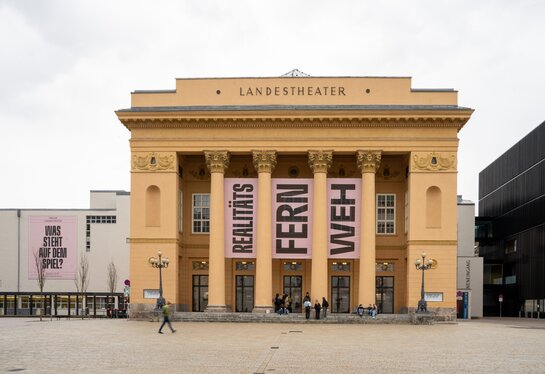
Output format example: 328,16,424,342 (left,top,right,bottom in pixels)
158,301,176,334
322,297,329,318
303,298,312,319
314,300,322,320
